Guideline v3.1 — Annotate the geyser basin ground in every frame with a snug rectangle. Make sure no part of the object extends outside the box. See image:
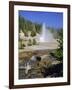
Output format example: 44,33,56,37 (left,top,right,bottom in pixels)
20,41,58,52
